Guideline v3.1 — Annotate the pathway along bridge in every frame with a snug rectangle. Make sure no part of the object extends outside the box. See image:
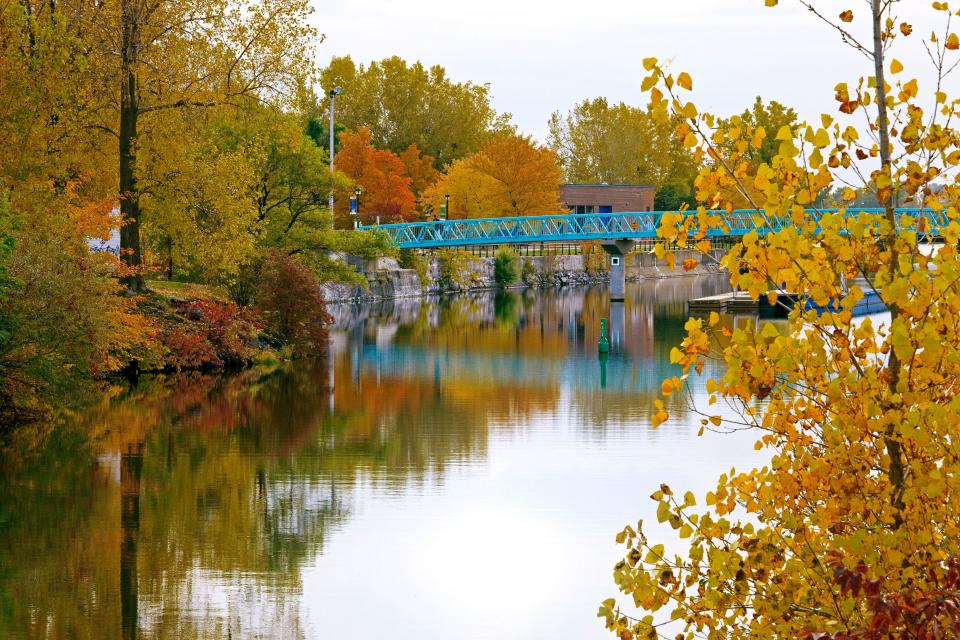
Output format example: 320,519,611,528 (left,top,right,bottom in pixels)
359,208,942,249
359,207,942,302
